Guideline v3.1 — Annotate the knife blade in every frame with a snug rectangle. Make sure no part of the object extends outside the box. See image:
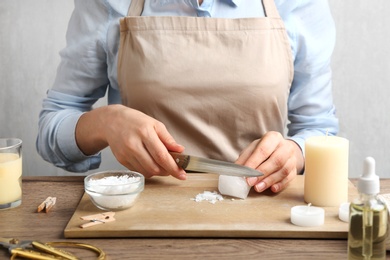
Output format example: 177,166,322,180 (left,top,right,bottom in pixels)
169,152,263,177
